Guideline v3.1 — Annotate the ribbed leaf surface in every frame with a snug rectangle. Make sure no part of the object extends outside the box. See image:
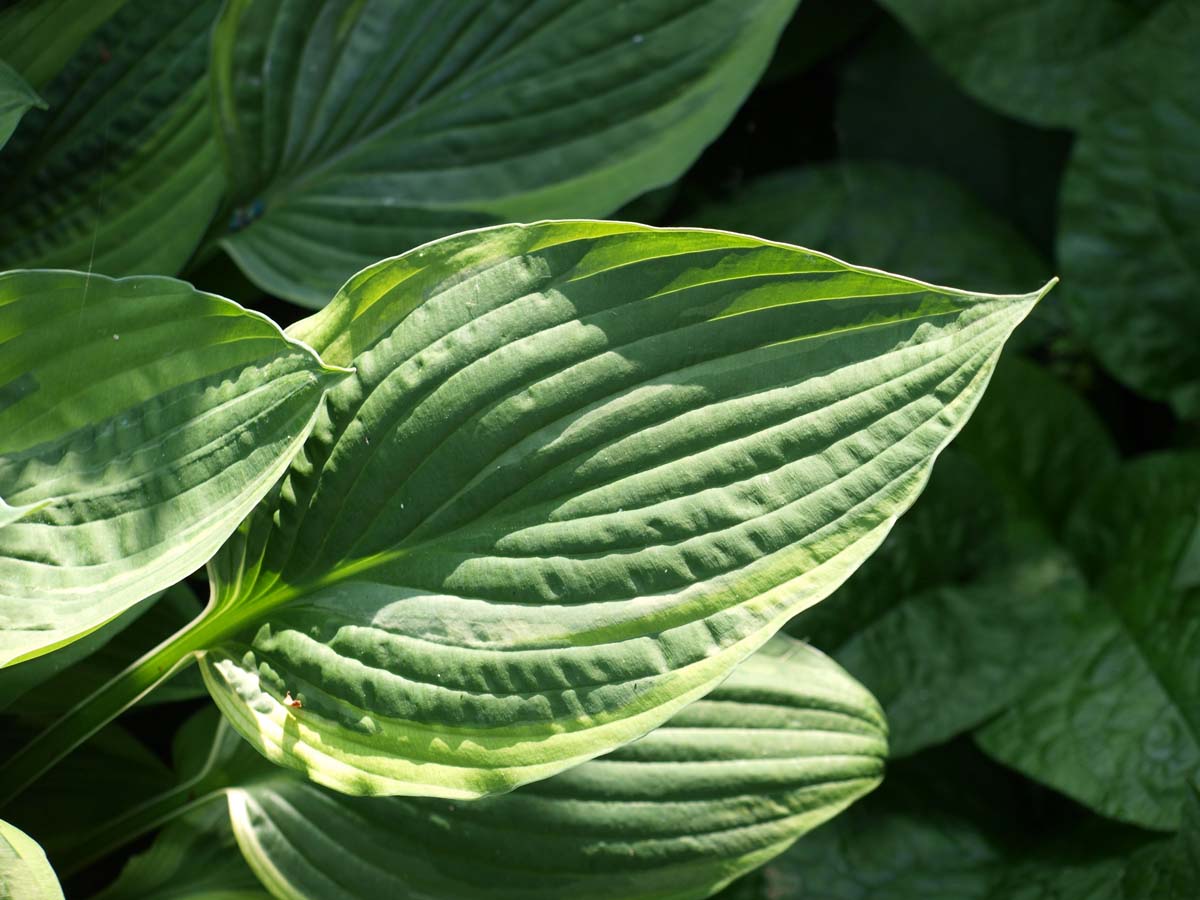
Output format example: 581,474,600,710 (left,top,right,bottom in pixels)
227,637,887,900
0,819,64,900
0,0,223,277
0,60,43,151
0,270,343,666
199,221,1048,797
210,0,798,306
